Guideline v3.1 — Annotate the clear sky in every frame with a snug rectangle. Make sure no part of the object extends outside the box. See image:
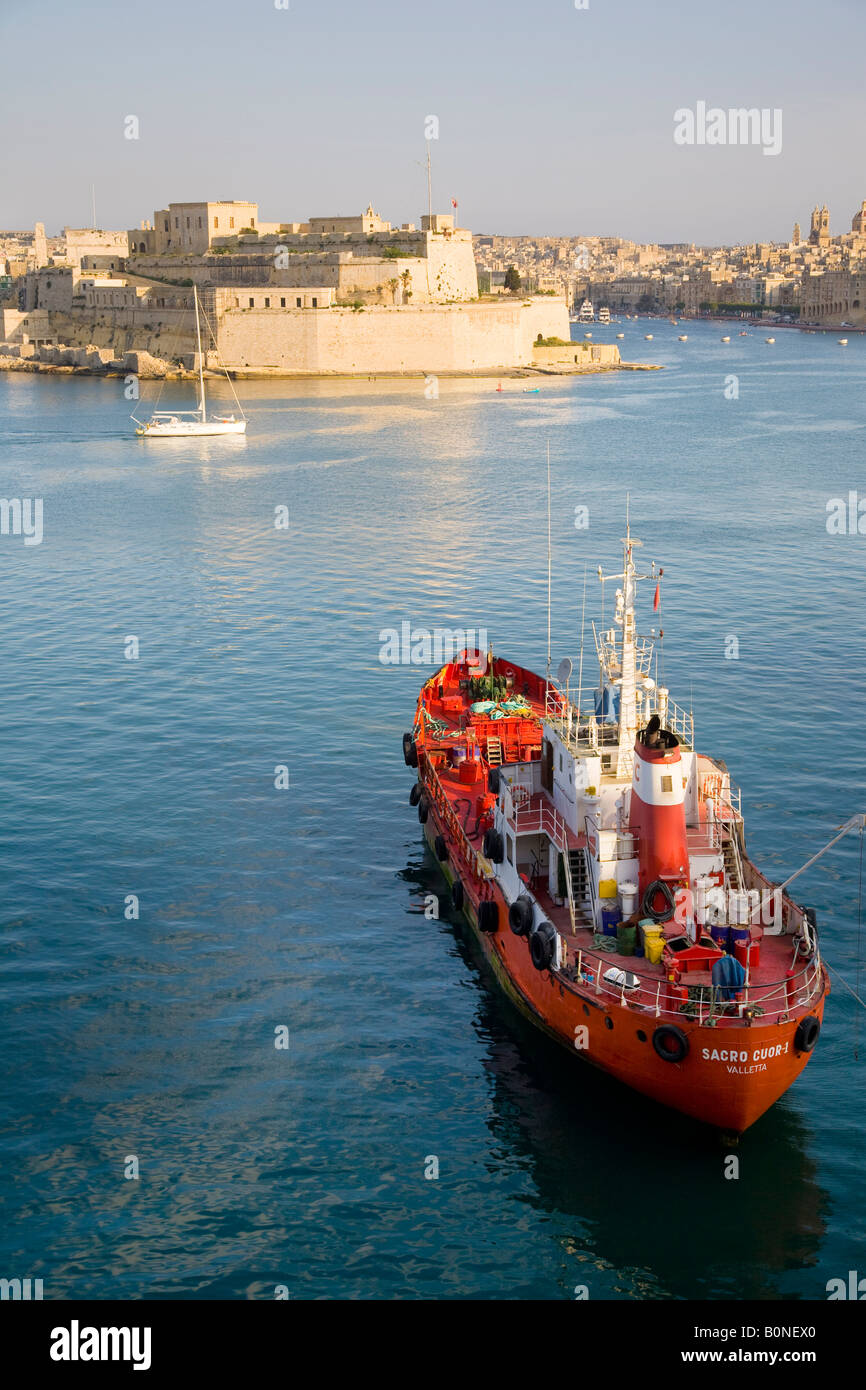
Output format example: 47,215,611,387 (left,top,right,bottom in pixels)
2,0,864,244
